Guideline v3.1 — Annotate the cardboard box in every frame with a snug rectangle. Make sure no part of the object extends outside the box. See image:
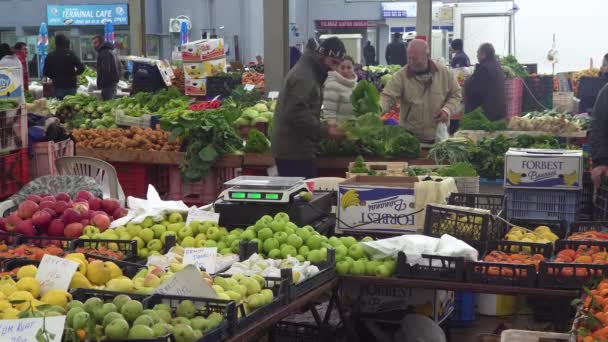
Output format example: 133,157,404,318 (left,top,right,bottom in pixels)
185,78,207,96
0,66,24,102
183,58,227,80
504,148,583,189
337,176,418,234
182,39,225,62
